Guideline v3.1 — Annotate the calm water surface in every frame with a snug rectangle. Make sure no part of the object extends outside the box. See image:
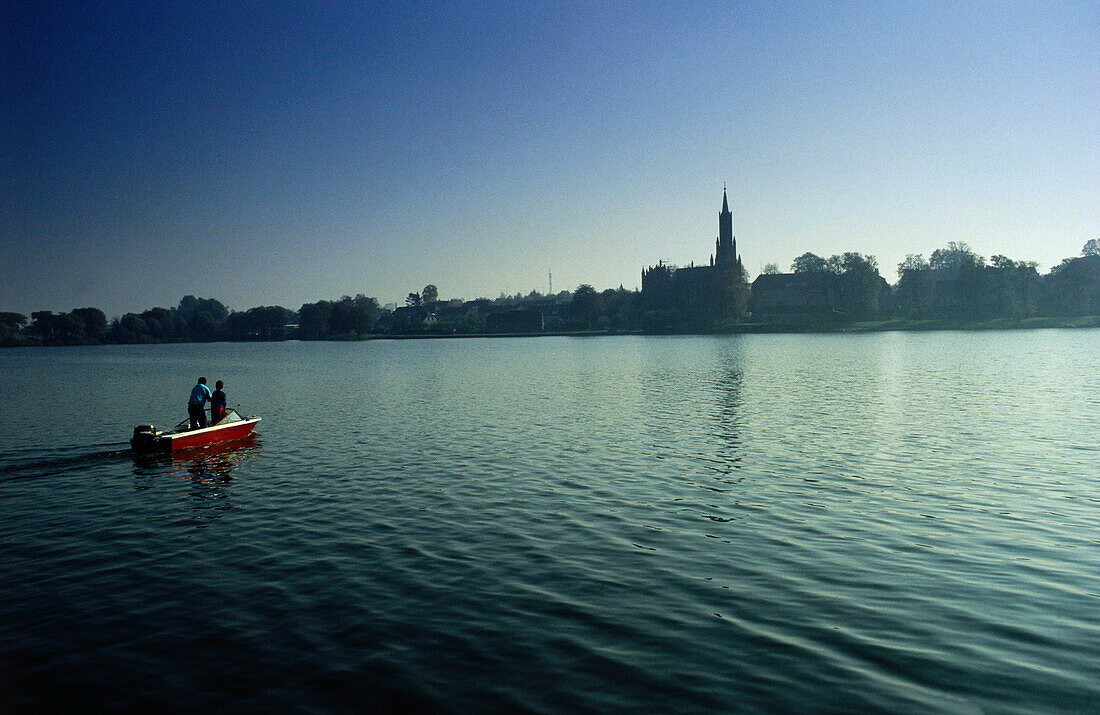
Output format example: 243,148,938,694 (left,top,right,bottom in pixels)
1,331,1097,712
